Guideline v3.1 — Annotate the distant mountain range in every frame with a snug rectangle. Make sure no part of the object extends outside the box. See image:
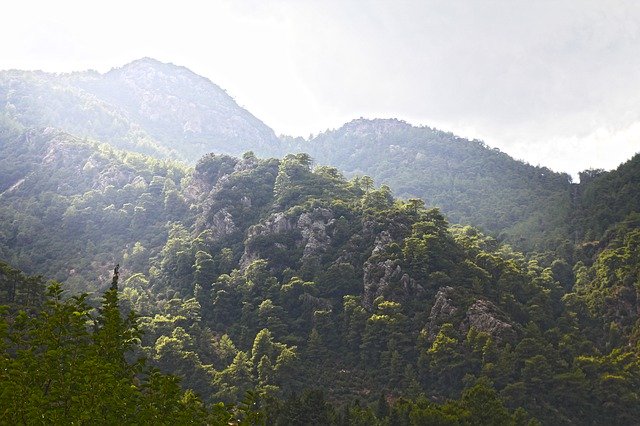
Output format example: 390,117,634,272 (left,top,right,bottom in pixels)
0,58,637,249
